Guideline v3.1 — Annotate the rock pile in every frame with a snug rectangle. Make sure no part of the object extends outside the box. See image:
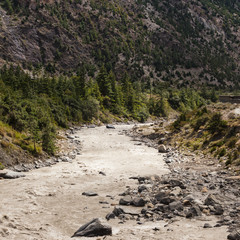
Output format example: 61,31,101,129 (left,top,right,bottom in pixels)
105,173,240,237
